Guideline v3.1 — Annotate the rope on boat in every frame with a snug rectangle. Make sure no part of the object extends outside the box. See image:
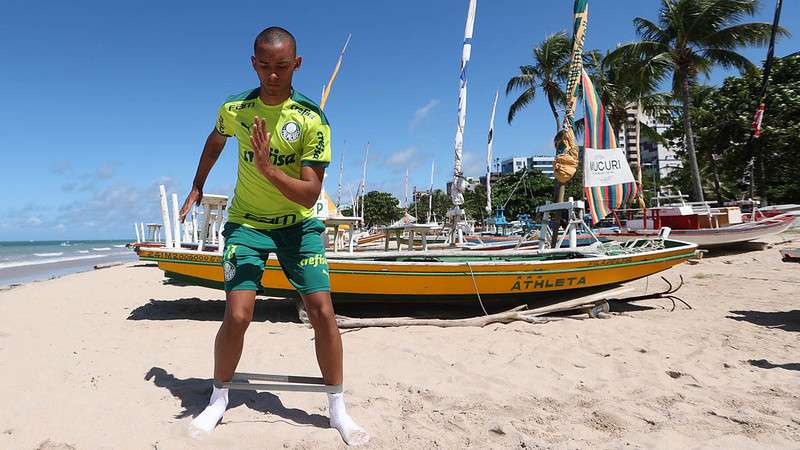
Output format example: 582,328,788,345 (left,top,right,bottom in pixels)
465,262,489,316
598,238,666,256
